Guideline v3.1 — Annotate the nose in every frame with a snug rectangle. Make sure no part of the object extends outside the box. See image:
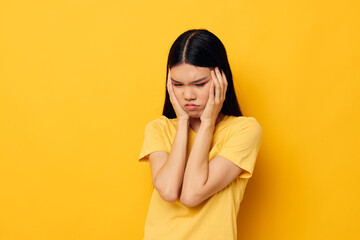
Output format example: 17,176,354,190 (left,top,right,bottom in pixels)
183,86,196,101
